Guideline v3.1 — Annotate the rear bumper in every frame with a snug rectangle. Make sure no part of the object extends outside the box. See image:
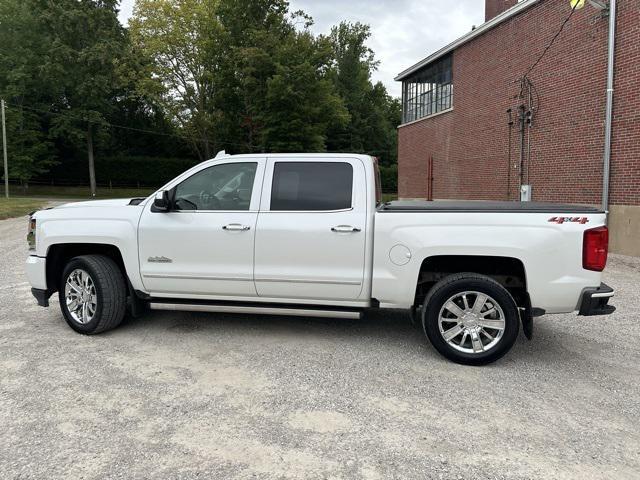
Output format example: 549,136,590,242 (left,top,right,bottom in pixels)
578,283,615,316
